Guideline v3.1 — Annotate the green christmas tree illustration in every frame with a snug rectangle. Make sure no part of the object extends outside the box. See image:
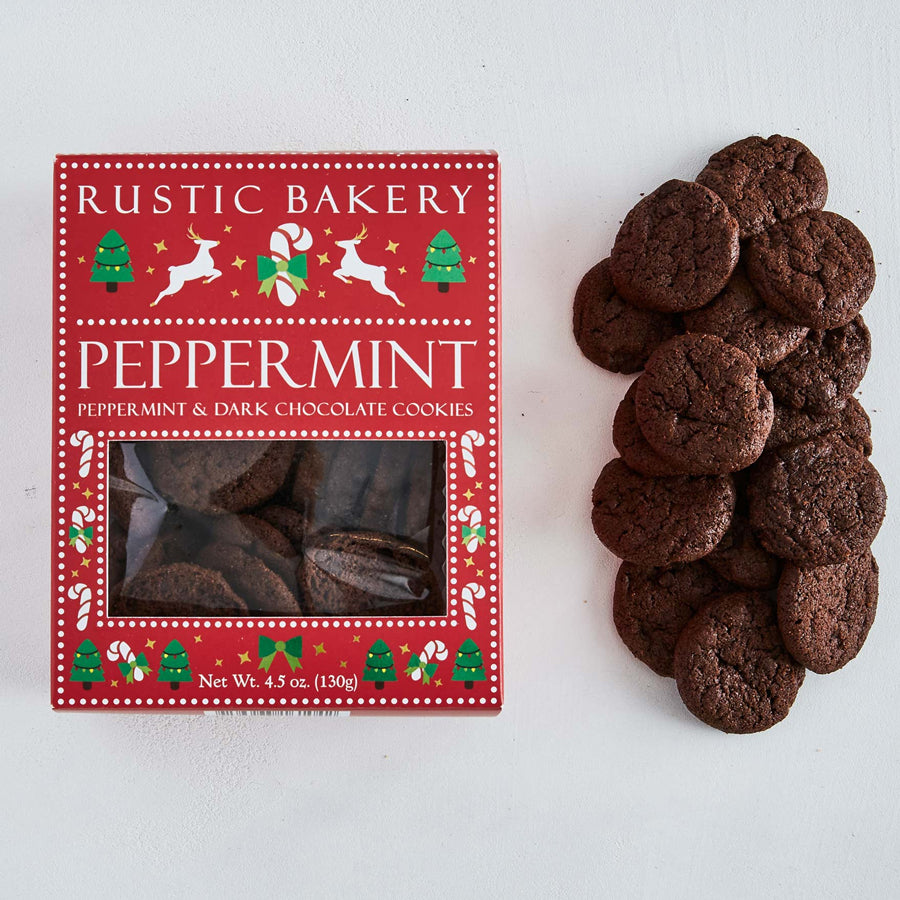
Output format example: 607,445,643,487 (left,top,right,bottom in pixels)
90,229,134,292
157,640,192,690
452,638,486,689
422,229,465,293
362,639,398,690
70,639,105,690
